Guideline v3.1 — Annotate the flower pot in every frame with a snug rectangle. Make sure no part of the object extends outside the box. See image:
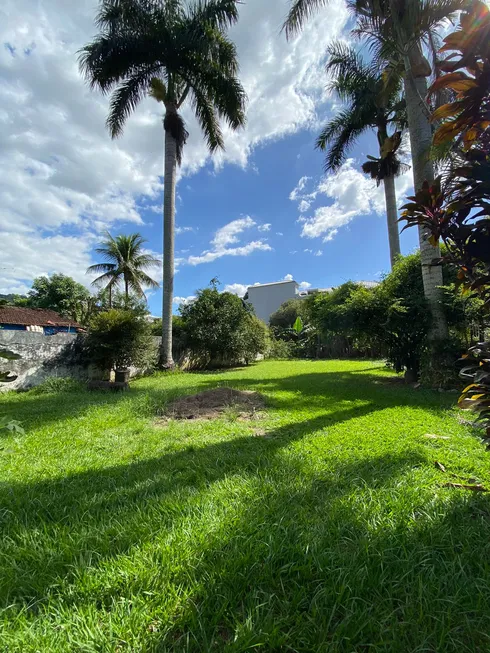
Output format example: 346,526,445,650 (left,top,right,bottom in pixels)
115,368,130,384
